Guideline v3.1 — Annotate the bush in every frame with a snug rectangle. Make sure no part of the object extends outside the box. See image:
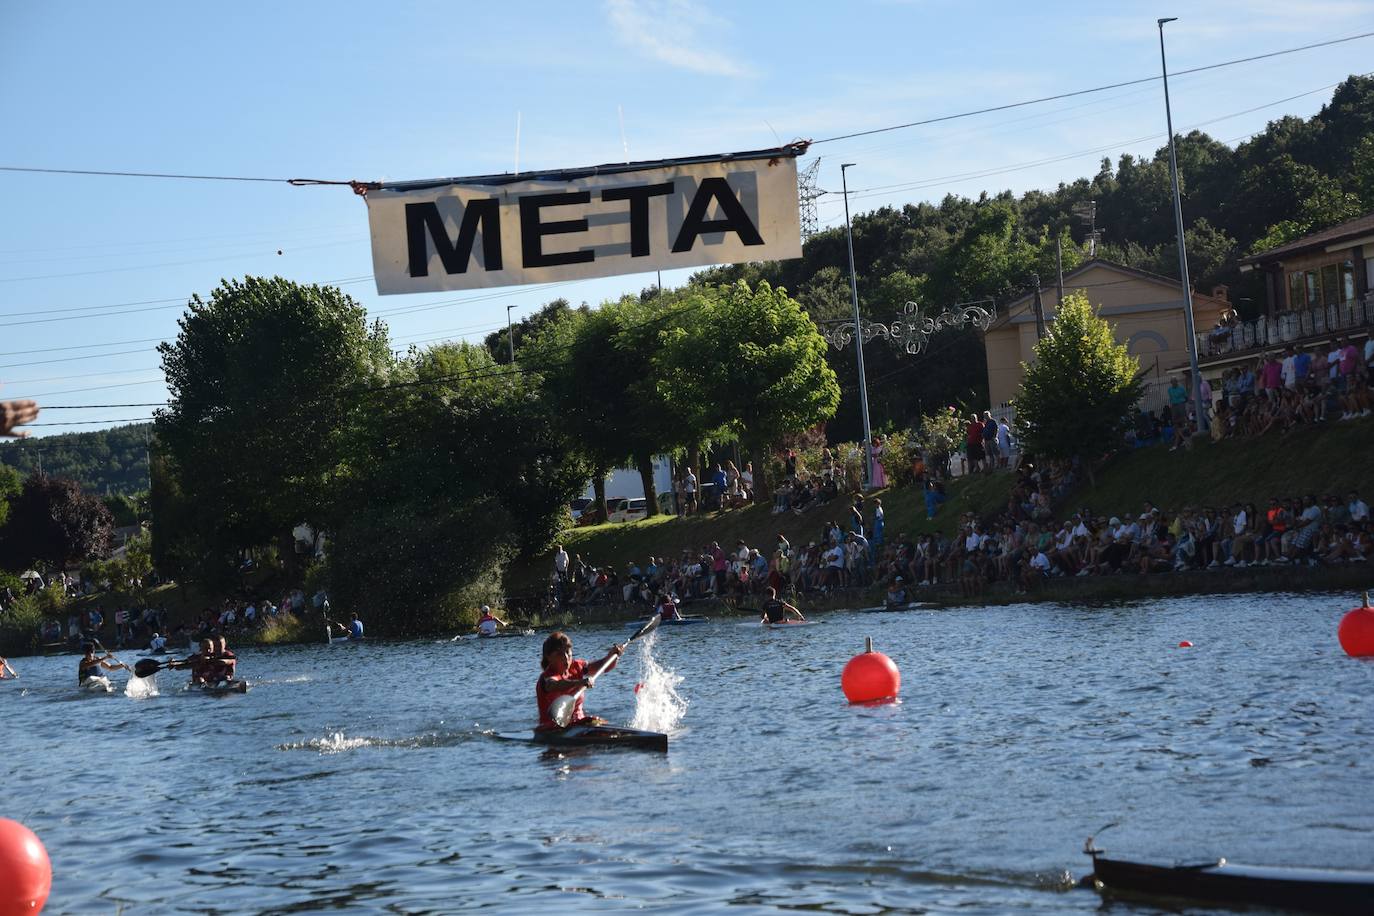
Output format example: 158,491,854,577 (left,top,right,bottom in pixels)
0,585,67,655
881,428,924,488
254,612,306,646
